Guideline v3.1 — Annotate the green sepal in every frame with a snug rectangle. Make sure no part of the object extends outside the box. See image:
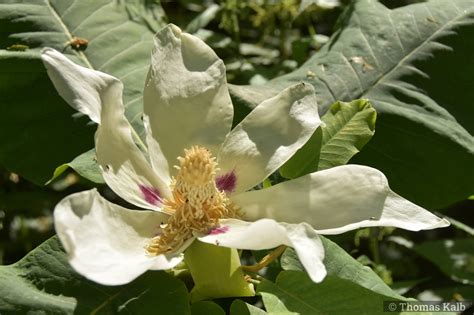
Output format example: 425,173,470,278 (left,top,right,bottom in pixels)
184,240,255,302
